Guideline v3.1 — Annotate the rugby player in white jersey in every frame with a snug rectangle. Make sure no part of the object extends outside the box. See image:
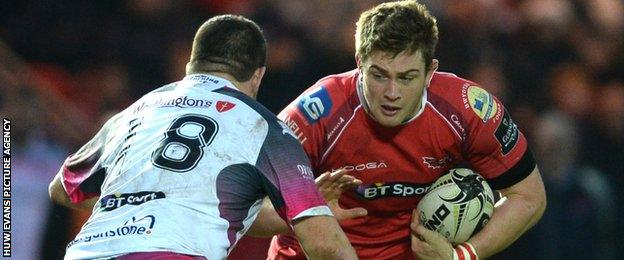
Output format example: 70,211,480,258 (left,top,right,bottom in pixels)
48,14,357,260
